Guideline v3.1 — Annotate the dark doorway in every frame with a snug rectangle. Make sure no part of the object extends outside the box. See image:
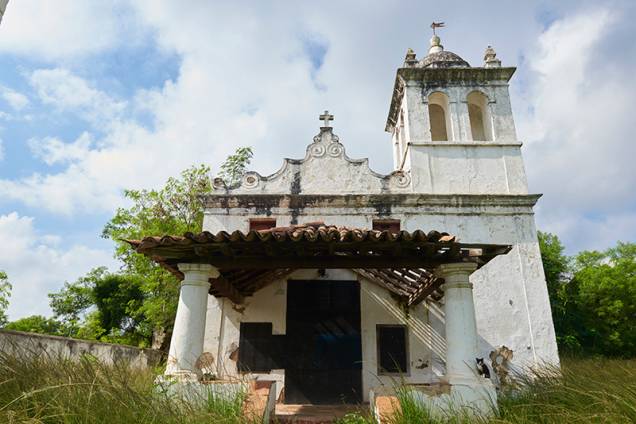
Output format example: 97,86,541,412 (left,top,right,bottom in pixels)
285,280,362,404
